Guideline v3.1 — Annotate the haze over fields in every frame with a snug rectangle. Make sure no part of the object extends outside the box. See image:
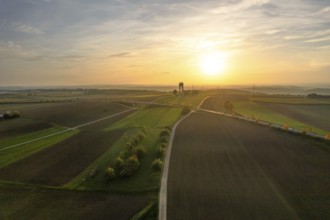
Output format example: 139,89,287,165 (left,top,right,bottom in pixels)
1,0,330,86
